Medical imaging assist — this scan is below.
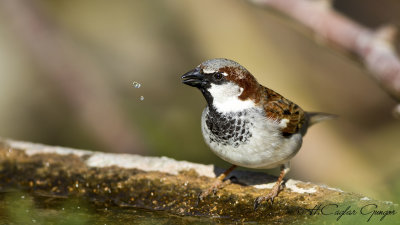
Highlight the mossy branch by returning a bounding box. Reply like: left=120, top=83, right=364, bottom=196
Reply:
left=0, top=138, right=396, bottom=223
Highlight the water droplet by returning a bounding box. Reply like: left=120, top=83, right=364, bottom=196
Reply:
left=139, top=96, right=144, bottom=101
left=21, top=195, right=25, bottom=199
left=132, top=82, right=141, bottom=88
left=75, top=183, right=79, bottom=188
left=77, top=206, right=80, bottom=209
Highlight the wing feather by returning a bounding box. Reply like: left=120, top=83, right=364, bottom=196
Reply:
left=261, top=87, right=306, bottom=135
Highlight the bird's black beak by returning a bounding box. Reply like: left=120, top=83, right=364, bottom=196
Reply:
left=181, top=67, right=205, bottom=88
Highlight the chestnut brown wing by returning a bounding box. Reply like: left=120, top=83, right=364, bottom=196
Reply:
left=262, top=87, right=306, bottom=135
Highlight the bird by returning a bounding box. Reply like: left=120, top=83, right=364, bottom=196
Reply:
left=181, top=58, right=335, bottom=209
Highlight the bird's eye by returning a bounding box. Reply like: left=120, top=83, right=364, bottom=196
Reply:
left=214, top=73, right=223, bottom=80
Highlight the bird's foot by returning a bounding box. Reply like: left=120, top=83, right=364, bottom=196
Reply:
left=198, top=178, right=232, bottom=202
left=254, top=183, right=284, bottom=210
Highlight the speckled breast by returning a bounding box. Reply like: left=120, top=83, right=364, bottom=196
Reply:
left=203, top=108, right=252, bottom=147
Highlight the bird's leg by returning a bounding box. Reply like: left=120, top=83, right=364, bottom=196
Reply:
left=254, top=162, right=290, bottom=210
left=198, top=165, right=237, bottom=201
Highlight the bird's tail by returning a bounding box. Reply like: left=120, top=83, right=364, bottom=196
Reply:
left=307, top=112, right=337, bottom=127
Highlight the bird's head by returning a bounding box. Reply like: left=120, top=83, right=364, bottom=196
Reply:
left=181, top=58, right=260, bottom=112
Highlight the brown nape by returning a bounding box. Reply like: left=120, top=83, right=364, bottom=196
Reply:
left=219, top=66, right=262, bottom=103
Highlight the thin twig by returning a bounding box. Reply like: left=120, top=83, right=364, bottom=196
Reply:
left=251, top=0, right=400, bottom=113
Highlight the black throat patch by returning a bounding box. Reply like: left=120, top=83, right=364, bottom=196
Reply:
left=205, top=107, right=252, bottom=147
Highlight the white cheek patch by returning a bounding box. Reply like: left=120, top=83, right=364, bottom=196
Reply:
left=208, top=83, right=255, bottom=113
left=208, top=83, right=240, bottom=102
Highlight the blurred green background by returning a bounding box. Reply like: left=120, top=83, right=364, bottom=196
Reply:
left=0, top=0, right=399, bottom=204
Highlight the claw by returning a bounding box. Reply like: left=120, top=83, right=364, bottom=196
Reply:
left=254, top=197, right=262, bottom=210
left=196, top=165, right=237, bottom=204
left=196, top=192, right=204, bottom=206
left=197, top=195, right=208, bottom=205
left=254, top=188, right=279, bottom=210
left=198, top=178, right=233, bottom=202
left=270, top=196, right=275, bottom=204
left=254, top=196, right=273, bottom=210
left=254, top=164, right=288, bottom=210
left=198, top=190, right=208, bottom=201
left=198, top=192, right=203, bottom=201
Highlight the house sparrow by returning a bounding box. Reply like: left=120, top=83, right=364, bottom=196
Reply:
left=181, top=58, right=335, bottom=209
